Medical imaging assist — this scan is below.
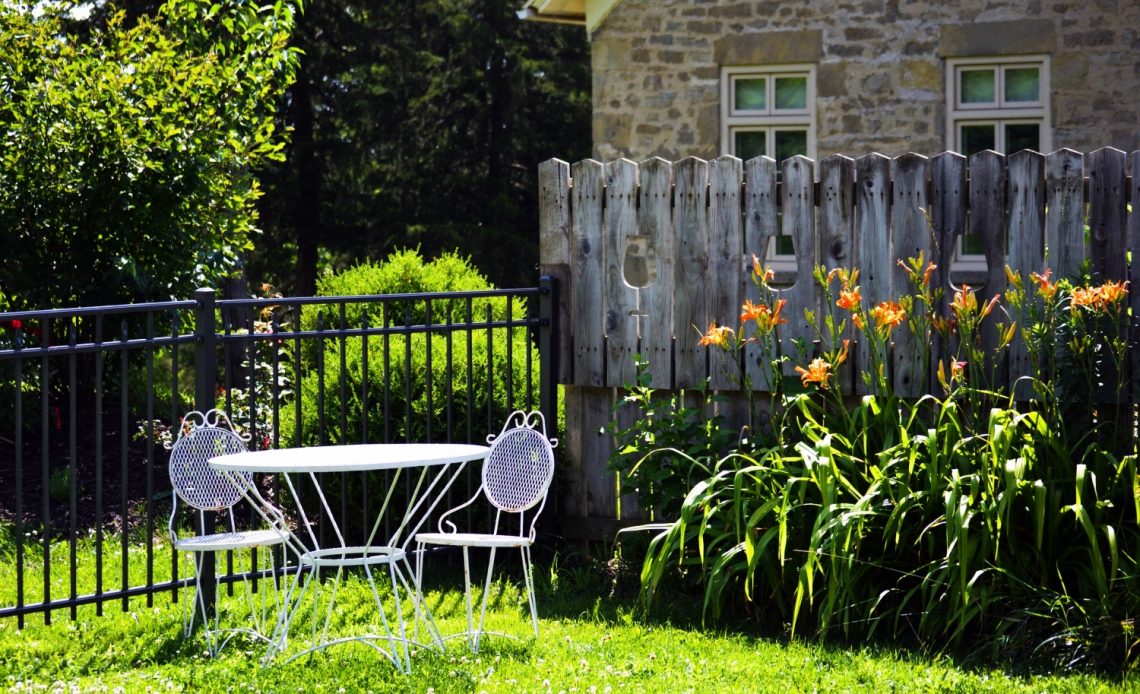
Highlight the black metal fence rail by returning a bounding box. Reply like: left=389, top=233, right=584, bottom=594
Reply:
left=0, top=278, right=558, bottom=627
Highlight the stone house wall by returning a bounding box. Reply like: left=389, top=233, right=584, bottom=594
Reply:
left=590, top=0, right=1140, bottom=161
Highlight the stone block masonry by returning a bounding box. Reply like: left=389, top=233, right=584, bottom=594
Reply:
left=589, top=0, right=1140, bottom=161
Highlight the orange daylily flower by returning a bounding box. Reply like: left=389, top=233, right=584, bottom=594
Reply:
left=852, top=313, right=866, bottom=331
left=836, top=338, right=851, bottom=366
left=746, top=298, right=789, bottom=334
left=1030, top=268, right=1058, bottom=301
left=740, top=299, right=766, bottom=324
left=836, top=287, right=862, bottom=311
left=796, top=357, right=832, bottom=390
left=1099, top=280, right=1129, bottom=306
left=869, top=300, right=907, bottom=330
left=751, top=254, right=775, bottom=284
left=951, top=284, right=978, bottom=317
left=922, top=261, right=937, bottom=287
left=698, top=322, right=734, bottom=348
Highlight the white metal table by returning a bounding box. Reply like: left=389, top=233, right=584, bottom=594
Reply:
left=209, top=443, right=488, bottom=671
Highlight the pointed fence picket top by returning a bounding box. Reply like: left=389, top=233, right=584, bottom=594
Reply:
left=570, top=159, right=604, bottom=387
left=637, top=157, right=674, bottom=389
left=1045, top=149, right=1086, bottom=280
left=709, top=155, right=744, bottom=390
left=818, top=154, right=856, bottom=393
left=674, top=157, right=710, bottom=389
left=853, top=153, right=892, bottom=396
left=535, top=150, right=1138, bottom=536
left=744, top=156, right=779, bottom=392
left=1006, top=150, right=1046, bottom=399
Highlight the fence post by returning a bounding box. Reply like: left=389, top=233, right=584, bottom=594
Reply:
left=538, top=275, right=560, bottom=523
left=193, top=288, right=217, bottom=620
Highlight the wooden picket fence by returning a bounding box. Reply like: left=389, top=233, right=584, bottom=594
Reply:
left=538, top=149, right=1139, bottom=537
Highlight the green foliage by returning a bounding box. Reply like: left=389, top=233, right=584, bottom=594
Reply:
left=252, top=0, right=592, bottom=293
left=0, top=530, right=1130, bottom=691
left=630, top=259, right=1140, bottom=674
left=0, top=0, right=299, bottom=309
left=283, top=249, right=537, bottom=448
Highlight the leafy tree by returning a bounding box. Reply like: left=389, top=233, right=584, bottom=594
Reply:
left=253, top=0, right=591, bottom=294
left=0, top=0, right=299, bottom=309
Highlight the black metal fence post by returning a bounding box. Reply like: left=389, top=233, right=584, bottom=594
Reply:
left=193, top=288, right=217, bottom=620
left=538, top=275, right=560, bottom=529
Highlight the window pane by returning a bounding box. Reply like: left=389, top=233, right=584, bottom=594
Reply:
left=1004, top=67, right=1040, bottom=102
left=774, top=76, right=807, bottom=110
left=734, top=77, right=766, bottom=111
left=735, top=131, right=766, bottom=160
left=960, top=69, right=995, bottom=104
left=1005, top=122, right=1040, bottom=154
left=775, top=130, right=807, bottom=163
left=961, top=124, right=995, bottom=156
left=775, top=234, right=796, bottom=256
left=961, top=234, right=985, bottom=256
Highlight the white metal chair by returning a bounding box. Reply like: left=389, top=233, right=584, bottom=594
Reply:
left=167, top=409, right=289, bottom=656
left=414, top=410, right=557, bottom=652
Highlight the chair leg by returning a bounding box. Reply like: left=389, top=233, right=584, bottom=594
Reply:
left=473, top=546, right=498, bottom=654
left=461, top=547, right=475, bottom=651
left=521, top=545, right=539, bottom=637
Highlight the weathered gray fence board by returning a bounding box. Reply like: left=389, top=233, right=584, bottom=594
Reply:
left=930, top=152, right=967, bottom=390
left=539, top=151, right=1135, bottom=536
left=1087, top=147, right=1128, bottom=283
left=614, top=395, right=641, bottom=520
left=674, top=157, right=710, bottom=388
left=570, top=160, right=605, bottom=387
left=1130, top=151, right=1140, bottom=403
left=709, top=156, right=744, bottom=390
left=637, top=157, right=675, bottom=388
left=781, top=156, right=818, bottom=376
left=1006, top=150, right=1046, bottom=398
left=744, top=156, right=779, bottom=391
left=604, top=159, right=640, bottom=388
left=969, top=151, right=1008, bottom=387
left=889, top=153, right=931, bottom=396
left=538, top=158, right=573, bottom=384
left=818, top=155, right=856, bottom=392
left=1045, top=149, right=1085, bottom=280
left=853, top=153, right=891, bottom=395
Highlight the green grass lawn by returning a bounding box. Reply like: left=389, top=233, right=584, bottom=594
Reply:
left=0, top=537, right=1136, bottom=692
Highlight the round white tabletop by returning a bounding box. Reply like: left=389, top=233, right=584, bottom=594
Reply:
left=209, top=442, right=489, bottom=473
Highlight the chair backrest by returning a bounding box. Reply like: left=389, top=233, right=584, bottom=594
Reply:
left=168, top=409, right=250, bottom=512
left=482, top=410, right=557, bottom=513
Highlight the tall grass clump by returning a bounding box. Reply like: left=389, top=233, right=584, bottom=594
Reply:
left=614, top=253, right=1140, bottom=674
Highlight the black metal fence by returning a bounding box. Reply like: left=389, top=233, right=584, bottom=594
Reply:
left=0, top=278, right=559, bottom=627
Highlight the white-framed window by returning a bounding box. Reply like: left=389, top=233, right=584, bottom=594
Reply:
left=722, top=65, right=816, bottom=273
left=946, top=56, right=1051, bottom=272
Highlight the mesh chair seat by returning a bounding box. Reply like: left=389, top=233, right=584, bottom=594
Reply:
left=174, top=528, right=286, bottom=553
left=414, top=532, right=532, bottom=549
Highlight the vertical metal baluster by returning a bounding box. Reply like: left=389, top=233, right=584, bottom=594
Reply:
left=247, top=312, right=259, bottom=592
left=316, top=312, right=326, bottom=548
left=338, top=304, right=347, bottom=533
left=526, top=292, right=535, bottom=412
left=486, top=304, right=494, bottom=435
left=445, top=305, right=454, bottom=442
left=120, top=319, right=129, bottom=612
left=382, top=303, right=391, bottom=539
left=425, top=299, right=433, bottom=443
left=68, top=320, right=77, bottom=620
left=506, top=296, right=514, bottom=413
left=145, top=313, right=155, bottom=605
left=14, top=326, right=25, bottom=628
left=361, top=311, right=370, bottom=528
left=404, top=304, right=412, bottom=443
left=168, top=312, right=179, bottom=602
left=465, top=298, right=474, bottom=530
left=41, top=316, right=52, bottom=625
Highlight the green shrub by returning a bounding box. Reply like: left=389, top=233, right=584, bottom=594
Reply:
left=282, top=248, right=539, bottom=446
